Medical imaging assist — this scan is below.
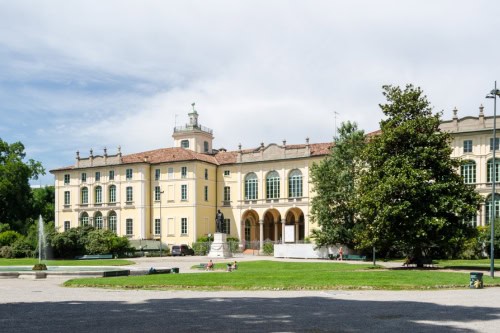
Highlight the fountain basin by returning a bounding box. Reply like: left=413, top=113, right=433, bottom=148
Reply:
left=0, top=266, right=133, bottom=279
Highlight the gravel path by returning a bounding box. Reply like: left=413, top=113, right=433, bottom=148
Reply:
left=1, top=255, right=498, bottom=332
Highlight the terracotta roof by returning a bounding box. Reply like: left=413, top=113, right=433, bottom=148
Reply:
left=213, top=151, right=239, bottom=164
left=50, top=142, right=335, bottom=172
left=122, top=147, right=218, bottom=165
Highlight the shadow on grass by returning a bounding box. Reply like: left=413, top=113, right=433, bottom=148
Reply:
left=1, top=295, right=498, bottom=332
left=437, top=265, right=500, bottom=272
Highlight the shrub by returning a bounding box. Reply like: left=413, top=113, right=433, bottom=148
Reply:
left=192, top=242, right=210, bottom=255
left=262, top=241, right=274, bottom=255
left=11, top=238, right=35, bottom=258
left=0, top=230, right=23, bottom=247
left=0, top=246, right=13, bottom=258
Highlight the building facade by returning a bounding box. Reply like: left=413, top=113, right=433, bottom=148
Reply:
left=50, top=107, right=331, bottom=250
left=440, top=105, right=500, bottom=227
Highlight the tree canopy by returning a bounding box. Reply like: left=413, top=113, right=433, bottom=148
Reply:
left=310, top=121, right=365, bottom=249
left=358, top=85, right=482, bottom=259
left=0, top=138, right=45, bottom=232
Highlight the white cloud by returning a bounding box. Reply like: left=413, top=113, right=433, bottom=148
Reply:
left=1, top=0, right=499, bottom=185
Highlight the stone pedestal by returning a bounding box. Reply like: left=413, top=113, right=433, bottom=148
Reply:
left=207, top=233, right=232, bottom=258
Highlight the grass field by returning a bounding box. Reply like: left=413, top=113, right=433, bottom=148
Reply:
left=434, top=259, right=500, bottom=270
left=0, top=258, right=135, bottom=266
left=64, top=260, right=500, bottom=291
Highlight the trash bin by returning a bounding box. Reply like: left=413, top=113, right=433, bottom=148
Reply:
left=469, top=272, right=483, bottom=289
left=171, top=267, right=179, bottom=274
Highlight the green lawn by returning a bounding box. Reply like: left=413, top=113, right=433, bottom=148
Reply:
left=434, top=259, right=500, bottom=271
left=64, top=260, right=500, bottom=290
left=0, top=258, right=135, bottom=266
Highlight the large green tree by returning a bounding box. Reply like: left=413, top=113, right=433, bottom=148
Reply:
left=310, top=121, right=365, bottom=249
left=0, top=139, right=45, bottom=232
left=32, top=186, right=55, bottom=223
left=358, top=85, right=482, bottom=262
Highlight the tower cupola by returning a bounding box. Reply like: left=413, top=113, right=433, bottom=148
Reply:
left=172, top=103, right=214, bottom=153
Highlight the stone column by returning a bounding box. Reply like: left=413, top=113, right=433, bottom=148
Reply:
left=295, top=222, right=299, bottom=243
left=259, top=219, right=264, bottom=251
left=274, top=222, right=278, bottom=242
left=103, top=216, right=108, bottom=230
left=281, top=219, right=286, bottom=244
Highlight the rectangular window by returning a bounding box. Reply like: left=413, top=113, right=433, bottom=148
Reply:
left=126, top=186, right=133, bottom=202
left=155, top=169, right=161, bottom=181
left=181, top=166, right=187, bottom=178
left=126, top=219, right=133, bottom=235
left=181, top=184, right=188, bottom=201
left=95, top=171, right=100, bottom=182
left=81, top=188, right=89, bottom=204
left=224, top=186, right=231, bottom=202
left=64, top=221, right=70, bottom=232
left=64, top=174, right=70, bottom=185
left=168, top=167, right=174, bottom=179
left=155, top=186, right=161, bottom=201
left=463, top=215, right=477, bottom=228
left=155, top=218, right=161, bottom=235
left=126, top=168, right=133, bottom=180
left=224, top=170, right=230, bottom=177
left=221, top=219, right=230, bottom=234
left=204, top=186, right=208, bottom=201
left=204, top=168, right=208, bottom=180
left=181, top=217, right=188, bottom=234
left=95, top=187, right=102, bottom=203
left=491, top=138, right=500, bottom=151
left=109, top=170, right=115, bottom=181
left=461, top=162, right=476, bottom=184
left=64, top=191, right=70, bottom=205
left=463, top=140, right=473, bottom=153
left=81, top=173, right=87, bottom=183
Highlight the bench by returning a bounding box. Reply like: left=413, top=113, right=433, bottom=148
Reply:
left=102, top=270, right=130, bottom=277
left=76, top=254, right=113, bottom=260
left=344, top=254, right=366, bottom=261
left=148, top=268, right=171, bottom=275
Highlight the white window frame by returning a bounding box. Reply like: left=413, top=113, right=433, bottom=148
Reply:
left=126, top=186, right=133, bottom=202
left=181, top=184, right=188, bottom=201
left=245, top=173, right=258, bottom=200
left=64, top=191, right=70, bottom=205
left=126, top=168, right=133, bottom=180
left=181, top=217, right=188, bottom=234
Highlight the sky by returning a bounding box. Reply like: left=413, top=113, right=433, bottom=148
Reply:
left=1, top=0, right=499, bottom=185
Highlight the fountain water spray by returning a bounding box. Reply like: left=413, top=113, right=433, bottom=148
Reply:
left=33, top=215, right=47, bottom=271
left=38, top=215, right=46, bottom=263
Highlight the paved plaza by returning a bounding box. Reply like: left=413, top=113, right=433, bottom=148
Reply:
left=1, top=256, right=500, bottom=332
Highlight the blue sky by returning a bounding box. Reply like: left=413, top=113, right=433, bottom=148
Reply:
left=1, top=0, right=499, bottom=185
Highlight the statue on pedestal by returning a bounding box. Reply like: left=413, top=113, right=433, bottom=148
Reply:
left=215, top=210, right=224, bottom=233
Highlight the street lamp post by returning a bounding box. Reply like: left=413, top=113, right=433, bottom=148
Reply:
left=486, top=81, right=500, bottom=278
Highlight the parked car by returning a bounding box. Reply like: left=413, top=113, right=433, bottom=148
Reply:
left=171, top=244, right=195, bottom=256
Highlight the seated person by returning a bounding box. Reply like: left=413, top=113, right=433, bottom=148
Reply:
left=231, top=261, right=238, bottom=270
left=206, top=260, right=214, bottom=271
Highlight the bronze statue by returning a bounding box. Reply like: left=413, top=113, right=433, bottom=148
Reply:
left=216, top=210, right=224, bottom=233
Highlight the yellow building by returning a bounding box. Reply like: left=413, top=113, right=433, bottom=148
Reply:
left=440, top=105, right=500, bottom=226
left=50, top=107, right=331, bottom=250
